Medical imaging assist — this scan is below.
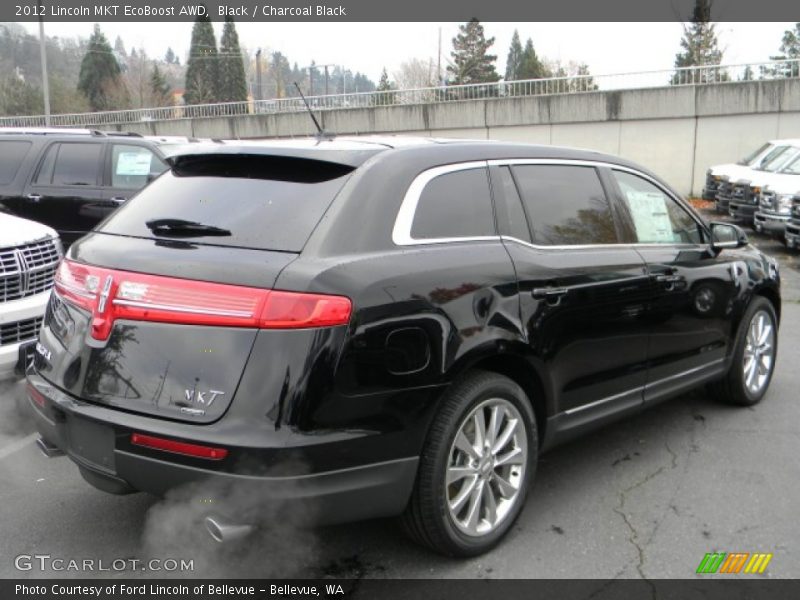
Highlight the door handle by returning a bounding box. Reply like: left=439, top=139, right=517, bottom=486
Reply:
left=26, top=194, right=41, bottom=203
left=109, top=197, right=127, bottom=205
left=532, top=287, right=568, bottom=301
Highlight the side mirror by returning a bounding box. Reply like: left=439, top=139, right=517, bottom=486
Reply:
left=710, top=221, right=748, bottom=251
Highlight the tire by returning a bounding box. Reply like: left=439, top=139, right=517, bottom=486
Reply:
left=707, top=296, right=778, bottom=407
left=401, top=370, right=537, bottom=557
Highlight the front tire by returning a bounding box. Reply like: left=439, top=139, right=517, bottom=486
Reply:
left=707, top=296, right=778, bottom=406
left=402, top=371, right=537, bottom=557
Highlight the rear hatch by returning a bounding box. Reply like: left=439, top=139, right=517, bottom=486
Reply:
left=36, top=152, right=363, bottom=423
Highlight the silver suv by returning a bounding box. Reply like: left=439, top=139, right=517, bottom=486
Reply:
left=0, top=212, right=61, bottom=379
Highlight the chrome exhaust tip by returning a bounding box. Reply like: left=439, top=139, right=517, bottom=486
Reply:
left=204, top=515, right=254, bottom=543
left=35, top=437, right=64, bottom=458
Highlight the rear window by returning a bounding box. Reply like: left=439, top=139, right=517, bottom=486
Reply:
left=0, top=140, right=31, bottom=184
left=97, top=154, right=355, bottom=252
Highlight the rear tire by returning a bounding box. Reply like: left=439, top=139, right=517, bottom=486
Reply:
left=707, top=297, right=778, bottom=407
left=401, top=371, right=537, bottom=557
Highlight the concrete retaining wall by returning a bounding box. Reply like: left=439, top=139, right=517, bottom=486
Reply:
left=101, top=78, right=800, bottom=196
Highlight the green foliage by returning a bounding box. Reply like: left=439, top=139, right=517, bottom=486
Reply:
left=518, top=38, right=549, bottom=80
left=505, top=30, right=523, bottom=81
left=77, top=24, right=126, bottom=110
left=0, top=75, right=42, bottom=115
left=165, top=47, right=177, bottom=65
left=218, top=16, right=248, bottom=103
left=184, top=11, right=219, bottom=104
left=447, top=19, right=500, bottom=85
left=763, top=23, right=800, bottom=78
left=377, top=67, right=392, bottom=91
left=150, top=64, right=172, bottom=106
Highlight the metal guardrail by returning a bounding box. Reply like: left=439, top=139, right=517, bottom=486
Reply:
left=1, top=59, right=799, bottom=128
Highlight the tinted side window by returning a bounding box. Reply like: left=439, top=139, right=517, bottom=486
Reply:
left=410, top=168, right=495, bottom=240
left=0, top=141, right=32, bottom=184
left=612, top=170, right=705, bottom=244
left=512, top=165, right=618, bottom=245
left=52, top=143, right=102, bottom=186
left=111, top=144, right=167, bottom=190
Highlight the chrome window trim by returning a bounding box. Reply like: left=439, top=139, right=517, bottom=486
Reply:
left=393, top=157, right=709, bottom=248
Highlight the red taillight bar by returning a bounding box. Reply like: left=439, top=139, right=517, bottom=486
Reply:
left=131, top=433, right=228, bottom=460
left=54, top=259, right=352, bottom=341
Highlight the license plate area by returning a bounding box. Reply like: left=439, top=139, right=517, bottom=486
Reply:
left=14, top=341, right=36, bottom=376
left=67, top=417, right=116, bottom=473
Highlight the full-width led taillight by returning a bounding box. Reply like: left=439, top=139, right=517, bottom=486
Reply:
left=54, top=259, right=352, bottom=341
left=131, top=433, right=228, bottom=460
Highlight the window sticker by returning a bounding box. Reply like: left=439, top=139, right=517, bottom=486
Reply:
left=625, top=191, right=675, bottom=243
left=116, top=151, right=152, bottom=176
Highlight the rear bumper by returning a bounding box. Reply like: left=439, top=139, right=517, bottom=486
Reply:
left=753, top=211, right=790, bottom=234
left=0, top=291, right=49, bottom=381
left=27, top=373, right=419, bottom=525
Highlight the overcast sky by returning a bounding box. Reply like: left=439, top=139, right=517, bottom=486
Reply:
left=18, top=21, right=797, bottom=82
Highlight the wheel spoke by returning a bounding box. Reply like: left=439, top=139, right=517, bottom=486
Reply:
left=495, top=446, right=524, bottom=467
left=454, top=431, right=480, bottom=461
left=492, top=471, right=517, bottom=497
left=758, top=323, right=772, bottom=346
left=486, top=406, right=501, bottom=447
left=449, top=475, right=478, bottom=513
left=483, top=480, right=498, bottom=524
left=447, top=465, right=475, bottom=486
left=473, top=409, right=487, bottom=450
left=464, top=480, right=485, bottom=532
left=492, top=418, right=518, bottom=455
left=745, top=356, right=758, bottom=389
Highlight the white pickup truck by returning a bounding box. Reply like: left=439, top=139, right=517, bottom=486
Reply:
left=704, top=139, right=800, bottom=201
left=0, top=212, right=61, bottom=380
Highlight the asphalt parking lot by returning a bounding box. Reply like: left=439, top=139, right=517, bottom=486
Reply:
left=1, top=210, right=798, bottom=581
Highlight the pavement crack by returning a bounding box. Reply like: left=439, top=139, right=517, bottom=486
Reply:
left=612, top=445, right=678, bottom=598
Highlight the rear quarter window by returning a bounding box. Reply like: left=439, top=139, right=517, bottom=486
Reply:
left=0, top=140, right=32, bottom=184
left=97, top=154, right=355, bottom=252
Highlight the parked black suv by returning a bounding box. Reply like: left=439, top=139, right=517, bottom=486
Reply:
left=28, top=138, right=781, bottom=557
left=0, top=128, right=189, bottom=246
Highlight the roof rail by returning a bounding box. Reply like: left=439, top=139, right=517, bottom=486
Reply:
left=89, top=130, right=144, bottom=138
left=0, top=127, right=95, bottom=136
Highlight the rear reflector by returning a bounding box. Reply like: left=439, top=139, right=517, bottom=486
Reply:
left=131, top=433, right=228, bottom=460
left=54, top=259, right=352, bottom=341
left=27, top=383, right=46, bottom=408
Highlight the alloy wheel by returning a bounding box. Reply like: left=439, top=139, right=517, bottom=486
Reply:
left=445, top=398, right=528, bottom=537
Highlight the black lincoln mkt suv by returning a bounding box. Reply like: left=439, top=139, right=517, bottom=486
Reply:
left=28, top=137, right=780, bottom=556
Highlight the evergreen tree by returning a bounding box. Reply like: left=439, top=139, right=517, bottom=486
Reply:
left=218, top=16, right=247, bottom=102
left=377, top=67, right=392, bottom=91
left=766, top=23, right=800, bottom=78
left=113, top=35, right=126, bottom=57
left=447, top=19, right=500, bottom=85
left=518, top=38, right=549, bottom=80
left=374, top=67, right=394, bottom=106
left=150, top=64, right=172, bottom=106
left=77, top=24, right=126, bottom=111
left=165, top=47, right=176, bottom=64
left=505, top=30, right=523, bottom=81
left=184, top=11, right=219, bottom=104
left=672, top=0, right=726, bottom=84
left=270, top=52, right=291, bottom=98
